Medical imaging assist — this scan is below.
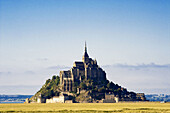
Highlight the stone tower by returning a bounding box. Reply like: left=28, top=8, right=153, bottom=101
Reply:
left=82, top=42, right=89, bottom=64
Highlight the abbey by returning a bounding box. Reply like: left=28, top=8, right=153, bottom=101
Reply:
left=60, top=42, right=106, bottom=92
left=29, top=42, right=146, bottom=103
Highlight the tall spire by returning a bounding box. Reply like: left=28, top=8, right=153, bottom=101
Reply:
left=82, top=41, right=89, bottom=62
left=85, top=41, right=87, bottom=52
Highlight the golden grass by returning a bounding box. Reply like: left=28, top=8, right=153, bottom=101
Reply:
left=0, top=102, right=170, bottom=113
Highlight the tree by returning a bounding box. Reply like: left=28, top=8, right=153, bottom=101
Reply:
left=72, top=82, right=78, bottom=93
left=107, top=82, right=111, bottom=89
left=87, top=85, right=92, bottom=90
left=110, top=82, right=115, bottom=88
left=98, top=86, right=106, bottom=93
left=55, top=75, right=60, bottom=85
left=42, top=89, right=55, bottom=99
left=80, top=82, right=87, bottom=90
left=45, top=79, right=51, bottom=85
left=52, top=75, right=56, bottom=80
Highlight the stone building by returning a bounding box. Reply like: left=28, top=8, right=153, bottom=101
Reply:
left=46, top=93, right=69, bottom=103
left=37, top=94, right=46, bottom=103
left=25, top=98, right=30, bottom=103
left=136, top=93, right=146, bottom=101
left=60, top=42, right=106, bottom=92
left=103, top=93, right=119, bottom=103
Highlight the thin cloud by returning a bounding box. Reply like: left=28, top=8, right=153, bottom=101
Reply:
left=24, top=71, right=35, bottom=75
left=102, top=63, right=170, bottom=69
left=0, top=71, right=11, bottom=76
left=47, top=65, right=71, bottom=70
left=37, top=58, right=48, bottom=61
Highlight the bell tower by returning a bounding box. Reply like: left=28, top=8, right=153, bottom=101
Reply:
left=82, top=41, right=89, bottom=63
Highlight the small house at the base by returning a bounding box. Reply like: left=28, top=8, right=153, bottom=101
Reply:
left=102, top=93, right=119, bottom=103
left=37, top=94, right=46, bottom=103
left=46, top=93, right=72, bottom=103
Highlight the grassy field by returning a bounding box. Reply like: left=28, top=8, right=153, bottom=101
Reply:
left=0, top=102, right=170, bottom=113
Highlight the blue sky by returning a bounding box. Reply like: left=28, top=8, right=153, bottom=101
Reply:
left=0, top=0, right=170, bottom=94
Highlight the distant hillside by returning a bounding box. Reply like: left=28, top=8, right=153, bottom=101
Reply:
left=145, top=94, right=170, bottom=102
left=0, top=95, right=32, bottom=103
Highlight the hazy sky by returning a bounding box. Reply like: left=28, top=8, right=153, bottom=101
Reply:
left=0, top=0, right=170, bottom=94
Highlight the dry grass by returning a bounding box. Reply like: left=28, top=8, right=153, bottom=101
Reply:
left=0, top=102, right=170, bottom=113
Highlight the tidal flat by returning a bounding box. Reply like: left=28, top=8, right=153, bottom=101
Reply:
left=0, top=102, right=170, bottom=113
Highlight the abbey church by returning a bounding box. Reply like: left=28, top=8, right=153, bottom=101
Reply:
left=60, top=42, right=106, bottom=92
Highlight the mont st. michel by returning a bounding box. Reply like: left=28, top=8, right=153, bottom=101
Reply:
left=27, top=43, right=146, bottom=103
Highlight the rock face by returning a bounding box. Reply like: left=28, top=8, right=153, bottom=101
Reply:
left=29, top=43, right=146, bottom=103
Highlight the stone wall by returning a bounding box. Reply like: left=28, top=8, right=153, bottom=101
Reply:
left=46, top=95, right=69, bottom=103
